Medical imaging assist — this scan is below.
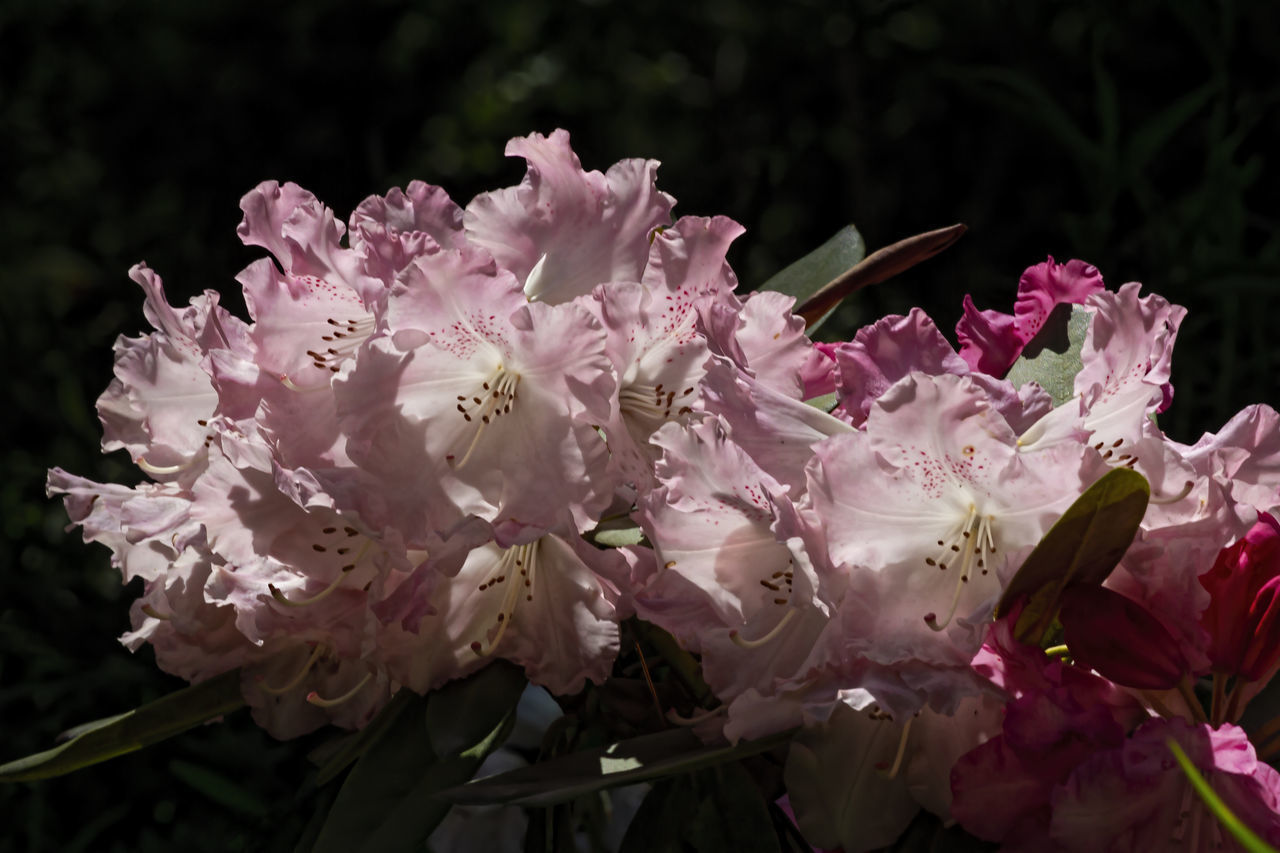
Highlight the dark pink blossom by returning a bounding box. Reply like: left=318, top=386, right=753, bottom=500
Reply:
left=1199, top=513, right=1280, bottom=683
left=1051, top=719, right=1280, bottom=852
left=956, top=256, right=1104, bottom=377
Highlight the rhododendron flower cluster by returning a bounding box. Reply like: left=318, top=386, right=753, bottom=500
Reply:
left=45, top=131, right=1280, bottom=851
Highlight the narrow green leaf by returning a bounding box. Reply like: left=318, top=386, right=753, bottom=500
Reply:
left=1003, top=303, right=1092, bottom=406
left=946, top=65, right=1102, bottom=171
left=994, top=468, right=1150, bottom=642
left=426, top=660, right=528, bottom=756
left=618, top=775, right=700, bottom=853
left=1126, top=82, right=1217, bottom=178
left=620, top=764, right=781, bottom=853
left=1167, top=738, right=1280, bottom=853
left=759, top=224, right=866, bottom=307
left=0, top=669, right=245, bottom=783
left=168, top=758, right=269, bottom=818
left=687, top=763, right=782, bottom=853
left=311, top=662, right=525, bottom=853
left=438, top=725, right=795, bottom=807
left=312, top=687, right=417, bottom=786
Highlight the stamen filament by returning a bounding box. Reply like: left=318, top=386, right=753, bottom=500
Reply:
left=729, top=608, right=798, bottom=649
left=306, top=672, right=374, bottom=708
left=471, top=542, right=537, bottom=657
left=1176, top=676, right=1209, bottom=724
left=280, top=375, right=330, bottom=393
left=926, top=508, right=993, bottom=632
left=455, top=367, right=520, bottom=469
left=260, top=643, right=326, bottom=695
left=1151, top=480, right=1195, bottom=505
left=883, top=717, right=913, bottom=779
left=666, top=705, right=726, bottom=726
left=269, top=565, right=354, bottom=608
left=135, top=458, right=188, bottom=476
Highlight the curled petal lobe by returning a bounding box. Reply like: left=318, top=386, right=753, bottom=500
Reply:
left=464, top=129, right=674, bottom=303
left=834, top=308, right=969, bottom=427
left=957, top=256, right=1104, bottom=377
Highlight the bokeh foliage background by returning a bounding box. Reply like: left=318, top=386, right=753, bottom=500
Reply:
left=1, top=0, right=1277, bottom=849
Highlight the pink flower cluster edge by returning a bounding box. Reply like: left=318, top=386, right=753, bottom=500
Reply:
left=49, top=130, right=1280, bottom=851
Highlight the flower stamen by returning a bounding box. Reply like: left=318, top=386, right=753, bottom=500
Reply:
left=925, top=506, right=996, bottom=632
left=306, top=671, right=374, bottom=708
left=259, top=643, right=327, bottom=695
left=269, top=563, right=357, bottom=608
left=454, top=366, right=521, bottom=469
left=729, top=608, right=799, bottom=649
left=471, top=542, right=538, bottom=657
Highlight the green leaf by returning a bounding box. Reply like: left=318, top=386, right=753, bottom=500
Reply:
left=759, top=225, right=865, bottom=331
left=620, top=764, right=781, bottom=853
left=759, top=224, right=866, bottom=305
left=426, top=660, right=528, bottom=756
left=994, top=468, right=1150, bottom=643
left=618, top=775, right=700, bottom=853
left=438, top=725, right=795, bottom=807
left=788, top=224, right=965, bottom=332
left=310, top=661, right=526, bottom=853
left=688, top=763, right=782, bottom=853
left=1167, top=738, right=1280, bottom=853
left=0, top=668, right=245, bottom=783
left=312, top=687, right=417, bottom=786
left=168, top=758, right=269, bottom=818
left=945, top=65, right=1102, bottom=172
left=1125, top=82, right=1217, bottom=178
left=1003, top=303, right=1092, bottom=406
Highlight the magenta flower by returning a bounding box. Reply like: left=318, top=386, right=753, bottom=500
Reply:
left=956, top=256, right=1104, bottom=377
left=1199, top=513, right=1280, bottom=683
left=1051, top=719, right=1280, bottom=852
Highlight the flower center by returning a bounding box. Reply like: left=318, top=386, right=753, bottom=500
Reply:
left=470, top=539, right=539, bottom=657
left=268, top=524, right=373, bottom=607
left=452, top=365, right=522, bottom=468
left=618, top=381, right=695, bottom=434
left=281, top=313, right=376, bottom=390
left=923, top=503, right=999, bottom=631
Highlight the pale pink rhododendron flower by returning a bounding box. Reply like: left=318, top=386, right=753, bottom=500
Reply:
left=588, top=215, right=743, bottom=489
left=464, top=129, right=674, bottom=304
left=50, top=130, right=718, bottom=736
left=336, top=240, right=616, bottom=543
left=806, top=372, right=1096, bottom=678
left=95, top=264, right=252, bottom=484
left=44, top=128, right=1280, bottom=852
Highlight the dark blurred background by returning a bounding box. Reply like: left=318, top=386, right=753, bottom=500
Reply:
left=2, top=0, right=1277, bottom=849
